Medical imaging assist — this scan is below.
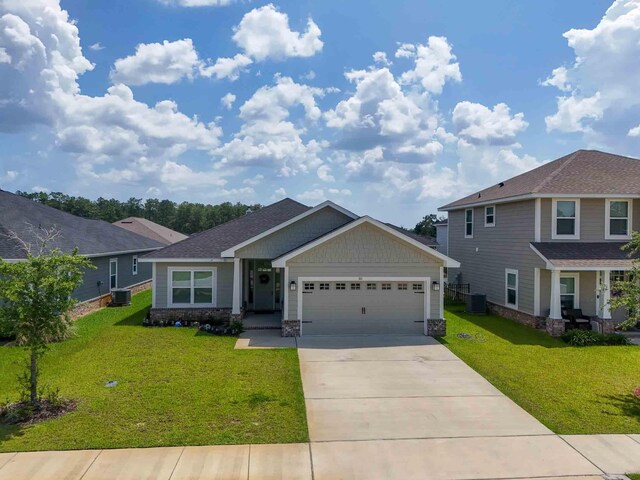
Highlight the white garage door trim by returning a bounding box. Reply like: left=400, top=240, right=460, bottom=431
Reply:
left=297, top=276, right=430, bottom=336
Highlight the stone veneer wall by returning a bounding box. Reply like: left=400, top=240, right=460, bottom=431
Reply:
left=426, top=319, right=446, bottom=337
left=487, top=302, right=547, bottom=330
left=70, top=280, right=151, bottom=319
left=150, top=307, right=244, bottom=323
left=281, top=320, right=300, bottom=337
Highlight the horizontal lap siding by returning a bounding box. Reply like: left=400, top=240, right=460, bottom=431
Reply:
left=154, top=262, right=233, bottom=309
left=236, top=208, right=352, bottom=259
left=542, top=198, right=639, bottom=242
left=286, top=223, right=443, bottom=319
left=448, top=200, right=544, bottom=315
left=74, top=252, right=153, bottom=302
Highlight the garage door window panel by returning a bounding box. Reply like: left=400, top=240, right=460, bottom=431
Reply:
left=350, top=283, right=361, bottom=290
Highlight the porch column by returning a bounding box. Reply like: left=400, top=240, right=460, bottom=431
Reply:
left=549, top=269, right=562, bottom=320
left=601, top=269, right=611, bottom=320
left=232, top=258, right=241, bottom=315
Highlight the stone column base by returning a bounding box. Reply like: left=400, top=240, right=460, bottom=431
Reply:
left=546, top=318, right=565, bottom=337
left=426, top=318, right=446, bottom=337
left=593, top=317, right=615, bottom=334
left=281, top=319, right=301, bottom=337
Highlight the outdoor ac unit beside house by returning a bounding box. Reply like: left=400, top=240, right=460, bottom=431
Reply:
left=111, top=288, right=132, bottom=306
left=466, top=293, right=487, bottom=314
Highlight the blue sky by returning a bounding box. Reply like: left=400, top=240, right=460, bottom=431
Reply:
left=1, top=0, right=638, bottom=227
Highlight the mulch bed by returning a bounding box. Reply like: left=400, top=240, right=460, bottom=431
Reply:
left=0, top=398, right=77, bottom=426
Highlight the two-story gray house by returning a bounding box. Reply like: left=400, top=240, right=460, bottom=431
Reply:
left=440, top=150, right=639, bottom=336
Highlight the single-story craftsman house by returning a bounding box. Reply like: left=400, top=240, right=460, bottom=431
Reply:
left=142, top=199, right=459, bottom=336
left=0, top=189, right=164, bottom=307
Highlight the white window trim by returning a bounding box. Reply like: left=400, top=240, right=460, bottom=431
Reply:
left=484, top=205, right=496, bottom=227
left=552, top=198, right=580, bottom=240
left=505, top=268, right=518, bottom=309
left=560, top=273, right=580, bottom=310
left=465, top=208, right=474, bottom=238
left=605, top=198, right=633, bottom=240
left=132, top=255, right=138, bottom=276
left=167, top=266, right=217, bottom=308
left=109, top=258, right=118, bottom=290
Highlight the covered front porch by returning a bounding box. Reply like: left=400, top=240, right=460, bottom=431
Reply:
left=531, top=242, right=634, bottom=336
left=232, top=258, right=284, bottom=318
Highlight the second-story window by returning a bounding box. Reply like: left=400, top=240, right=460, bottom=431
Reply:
left=606, top=199, right=631, bottom=239
left=553, top=199, right=579, bottom=239
left=485, top=205, right=495, bottom=227
left=465, top=209, right=473, bottom=238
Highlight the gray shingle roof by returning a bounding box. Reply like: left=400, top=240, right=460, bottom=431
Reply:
left=0, top=190, right=164, bottom=259
left=144, top=198, right=311, bottom=259
left=530, top=242, right=638, bottom=268
left=440, top=150, right=640, bottom=210
left=113, top=217, right=189, bottom=245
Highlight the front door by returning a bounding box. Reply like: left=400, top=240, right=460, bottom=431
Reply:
left=254, top=260, right=274, bottom=311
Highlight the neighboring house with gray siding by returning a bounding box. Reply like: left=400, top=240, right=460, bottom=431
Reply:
left=113, top=217, right=188, bottom=245
left=0, top=190, right=163, bottom=303
left=142, top=199, right=459, bottom=337
left=440, top=150, right=640, bottom=336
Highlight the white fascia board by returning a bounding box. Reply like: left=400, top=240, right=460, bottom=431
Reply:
left=83, top=247, right=162, bottom=258
left=529, top=243, right=554, bottom=270
left=272, top=216, right=461, bottom=268
left=220, top=200, right=359, bottom=258
left=138, top=257, right=230, bottom=263
left=440, top=192, right=640, bottom=212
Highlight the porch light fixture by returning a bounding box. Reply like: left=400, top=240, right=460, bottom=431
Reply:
left=432, top=281, right=440, bottom=291
left=289, top=281, right=297, bottom=291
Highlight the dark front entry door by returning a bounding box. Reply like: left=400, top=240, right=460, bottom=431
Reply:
left=254, top=260, right=274, bottom=311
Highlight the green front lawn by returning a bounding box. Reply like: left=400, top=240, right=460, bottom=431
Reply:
left=441, top=304, right=640, bottom=435
left=0, top=290, right=308, bottom=452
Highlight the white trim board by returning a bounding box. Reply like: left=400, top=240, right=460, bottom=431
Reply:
left=272, top=216, right=460, bottom=268
left=295, top=276, right=431, bottom=336
left=439, top=192, right=640, bottom=212
left=220, top=201, right=358, bottom=258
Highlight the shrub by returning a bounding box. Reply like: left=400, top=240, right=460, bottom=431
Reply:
left=561, top=329, right=632, bottom=346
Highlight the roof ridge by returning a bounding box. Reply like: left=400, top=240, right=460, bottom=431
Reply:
left=531, top=150, right=581, bottom=193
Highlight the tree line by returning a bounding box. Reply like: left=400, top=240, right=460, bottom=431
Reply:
left=16, top=191, right=262, bottom=235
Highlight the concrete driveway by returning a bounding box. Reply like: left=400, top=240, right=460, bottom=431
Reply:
left=297, top=334, right=603, bottom=480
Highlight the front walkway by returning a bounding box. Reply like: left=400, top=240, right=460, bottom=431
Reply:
left=2, top=334, right=640, bottom=479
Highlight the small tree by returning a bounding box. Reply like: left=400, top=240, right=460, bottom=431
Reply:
left=0, top=227, right=93, bottom=406
left=608, top=231, right=640, bottom=330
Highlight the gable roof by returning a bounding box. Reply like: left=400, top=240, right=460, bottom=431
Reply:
left=0, top=190, right=164, bottom=259
left=220, top=200, right=358, bottom=257
left=272, top=216, right=459, bottom=267
left=113, top=217, right=188, bottom=245
left=439, top=150, right=640, bottom=211
left=141, top=198, right=311, bottom=260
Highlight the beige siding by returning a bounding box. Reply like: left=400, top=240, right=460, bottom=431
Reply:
left=236, top=207, right=352, bottom=259
left=154, top=261, right=233, bottom=308
left=578, top=271, right=597, bottom=316
left=286, top=223, right=443, bottom=320
left=448, top=200, right=545, bottom=314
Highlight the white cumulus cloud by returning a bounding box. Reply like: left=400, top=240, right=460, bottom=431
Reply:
left=200, top=53, right=252, bottom=81
left=110, top=39, right=200, bottom=85
left=232, top=4, right=323, bottom=61
left=398, top=36, right=461, bottom=94
left=221, top=92, right=236, bottom=109
left=452, top=102, right=528, bottom=145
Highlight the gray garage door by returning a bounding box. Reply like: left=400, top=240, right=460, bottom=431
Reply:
left=301, top=280, right=426, bottom=335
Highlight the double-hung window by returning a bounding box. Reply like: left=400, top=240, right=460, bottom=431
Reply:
left=553, top=199, right=580, bottom=239
left=505, top=269, right=518, bottom=309
left=606, top=199, right=632, bottom=239
left=465, top=209, right=473, bottom=238
left=484, top=205, right=495, bottom=227
left=560, top=274, right=579, bottom=310
left=169, top=268, right=216, bottom=306
left=109, top=258, right=118, bottom=290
